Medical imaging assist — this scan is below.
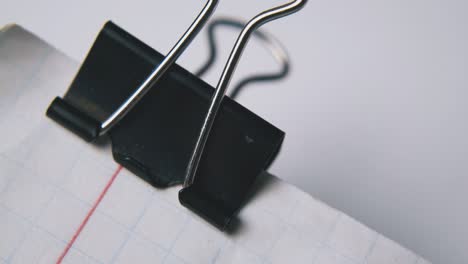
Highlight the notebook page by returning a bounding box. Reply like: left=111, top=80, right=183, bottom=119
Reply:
left=0, top=25, right=430, bottom=264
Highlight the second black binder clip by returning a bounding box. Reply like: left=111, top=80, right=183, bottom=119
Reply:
left=46, top=0, right=307, bottom=230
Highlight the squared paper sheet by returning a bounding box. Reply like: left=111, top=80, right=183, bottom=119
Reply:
left=0, top=25, right=430, bottom=264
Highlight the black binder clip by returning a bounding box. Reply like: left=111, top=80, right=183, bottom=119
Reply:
left=46, top=0, right=306, bottom=230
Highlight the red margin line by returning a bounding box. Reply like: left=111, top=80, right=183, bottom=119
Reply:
left=56, top=165, right=124, bottom=264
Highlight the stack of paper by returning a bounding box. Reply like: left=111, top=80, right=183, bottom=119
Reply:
left=0, top=25, right=430, bottom=264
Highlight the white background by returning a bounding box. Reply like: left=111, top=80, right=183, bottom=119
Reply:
left=2, top=0, right=467, bottom=263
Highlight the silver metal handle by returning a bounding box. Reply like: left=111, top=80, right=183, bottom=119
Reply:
left=100, top=0, right=219, bottom=135
left=184, top=0, right=308, bottom=187
left=195, top=17, right=290, bottom=99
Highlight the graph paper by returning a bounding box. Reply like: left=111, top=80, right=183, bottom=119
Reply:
left=0, top=24, right=430, bottom=264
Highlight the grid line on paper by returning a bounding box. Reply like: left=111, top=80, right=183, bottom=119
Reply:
left=4, top=185, right=55, bottom=263
left=161, top=214, right=192, bottom=264
left=0, top=203, right=102, bottom=264
left=56, top=165, right=123, bottom=264
left=364, top=233, right=380, bottom=262
left=256, top=202, right=300, bottom=264
left=310, top=213, right=343, bottom=264
left=108, top=188, right=156, bottom=263
left=2, top=133, right=86, bottom=264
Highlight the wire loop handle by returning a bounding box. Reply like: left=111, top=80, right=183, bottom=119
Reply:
left=195, top=17, right=290, bottom=99
left=184, top=0, right=307, bottom=187
left=100, top=0, right=219, bottom=135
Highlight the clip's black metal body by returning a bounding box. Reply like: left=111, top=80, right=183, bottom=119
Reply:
left=46, top=22, right=284, bottom=230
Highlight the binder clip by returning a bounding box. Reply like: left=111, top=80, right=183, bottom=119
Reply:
left=46, top=0, right=307, bottom=230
